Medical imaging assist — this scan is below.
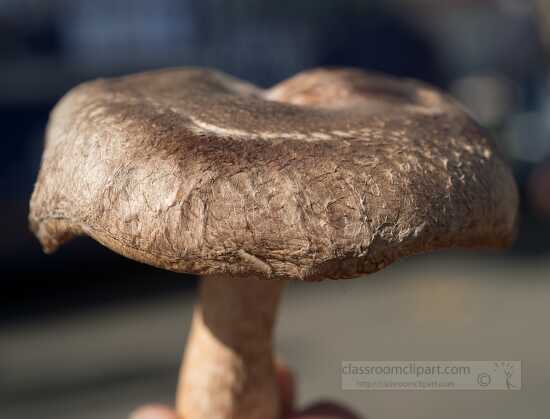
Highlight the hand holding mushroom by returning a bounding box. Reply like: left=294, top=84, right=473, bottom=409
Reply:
left=129, top=363, right=361, bottom=419
left=30, top=67, right=518, bottom=419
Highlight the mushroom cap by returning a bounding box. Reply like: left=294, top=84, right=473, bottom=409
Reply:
left=29, top=67, right=518, bottom=281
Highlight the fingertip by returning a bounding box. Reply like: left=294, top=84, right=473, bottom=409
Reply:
left=129, top=404, right=179, bottom=419
left=290, top=400, right=362, bottom=419
left=275, top=358, right=295, bottom=416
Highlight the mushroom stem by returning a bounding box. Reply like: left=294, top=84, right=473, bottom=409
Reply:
left=177, top=276, right=285, bottom=419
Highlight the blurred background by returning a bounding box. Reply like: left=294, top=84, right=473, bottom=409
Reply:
left=1, top=0, right=549, bottom=418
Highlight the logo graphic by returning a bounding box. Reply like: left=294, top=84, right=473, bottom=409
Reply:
left=494, top=361, right=518, bottom=390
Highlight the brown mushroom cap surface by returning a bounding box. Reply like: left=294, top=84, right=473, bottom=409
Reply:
left=30, top=67, right=518, bottom=281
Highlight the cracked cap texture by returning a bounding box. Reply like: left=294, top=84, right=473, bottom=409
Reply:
left=29, top=67, right=519, bottom=281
